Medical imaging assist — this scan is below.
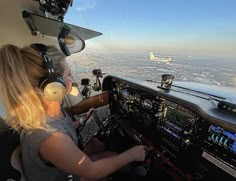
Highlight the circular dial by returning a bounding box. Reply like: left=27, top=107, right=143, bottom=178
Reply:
left=142, top=99, right=153, bottom=109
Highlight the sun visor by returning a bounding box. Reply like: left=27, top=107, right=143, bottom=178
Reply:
left=22, top=11, right=102, bottom=54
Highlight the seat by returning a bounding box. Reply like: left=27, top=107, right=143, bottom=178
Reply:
left=0, top=118, right=25, bottom=181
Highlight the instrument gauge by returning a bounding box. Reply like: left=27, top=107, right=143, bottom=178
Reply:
left=142, top=99, right=153, bottom=109
left=134, top=93, right=141, bottom=103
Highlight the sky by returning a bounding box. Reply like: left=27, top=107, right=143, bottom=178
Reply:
left=65, top=0, right=236, bottom=58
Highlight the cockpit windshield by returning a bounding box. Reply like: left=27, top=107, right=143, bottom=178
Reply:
left=64, top=0, right=236, bottom=88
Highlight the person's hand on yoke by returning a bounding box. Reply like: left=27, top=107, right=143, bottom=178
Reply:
left=72, top=108, right=95, bottom=128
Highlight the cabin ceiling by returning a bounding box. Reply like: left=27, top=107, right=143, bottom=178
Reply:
left=0, top=0, right=59, bottom=48
left=0, top=0, right=102, bottom=50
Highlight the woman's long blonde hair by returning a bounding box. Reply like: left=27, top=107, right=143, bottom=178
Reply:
left=0, top=44, right=65, bottom=132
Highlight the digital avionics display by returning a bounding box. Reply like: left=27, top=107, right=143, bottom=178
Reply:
left=208, top=125, right=236, bottom=154
left=166, top=108, right=188, bottom=127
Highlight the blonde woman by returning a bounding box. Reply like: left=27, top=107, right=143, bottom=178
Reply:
left=0, top=44, right=146, bottom=181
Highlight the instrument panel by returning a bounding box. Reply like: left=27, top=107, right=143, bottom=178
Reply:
left=102, top=76, right=236, bottom=179
left=111, top=81, right=201, bottom=155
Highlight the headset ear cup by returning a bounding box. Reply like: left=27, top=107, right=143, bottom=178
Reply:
left=40, top=78, right=66, bottom=101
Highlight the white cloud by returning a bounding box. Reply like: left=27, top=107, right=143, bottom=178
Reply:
left=75, top=0, right=97, bottom=12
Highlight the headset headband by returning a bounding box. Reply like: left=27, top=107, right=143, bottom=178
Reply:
left=31, top=43, right=57, bottom=81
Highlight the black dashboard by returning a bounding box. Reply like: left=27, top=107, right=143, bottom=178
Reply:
left=101, top=75, right=236, bottom=180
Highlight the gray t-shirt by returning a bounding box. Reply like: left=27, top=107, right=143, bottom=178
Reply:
left=21, top=112, right=79, bottom=181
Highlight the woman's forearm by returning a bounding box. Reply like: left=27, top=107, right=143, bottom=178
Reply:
left=88, top=149, right=134, bottom=179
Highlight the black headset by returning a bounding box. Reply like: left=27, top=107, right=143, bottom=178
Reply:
left=31, top=43, right=67, bottom=101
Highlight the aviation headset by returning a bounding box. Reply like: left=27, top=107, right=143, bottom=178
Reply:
left=31, top=43, right=67, bottom=101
